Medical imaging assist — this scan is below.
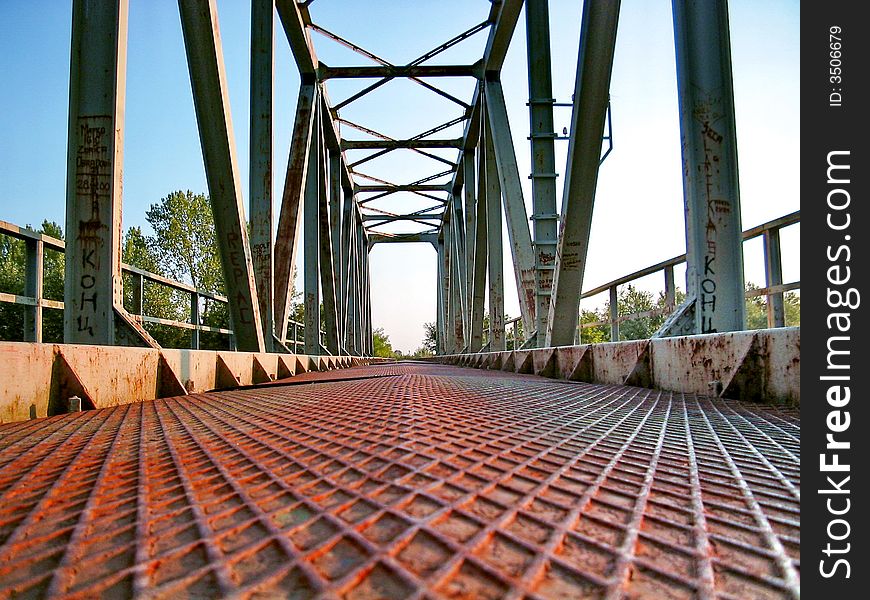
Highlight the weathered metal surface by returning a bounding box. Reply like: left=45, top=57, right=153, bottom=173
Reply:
left=0, top=363, right=799, bottom=598
left=525, top=0, right=559, bottom=342
left=441, top=328, right=800, bottom=406
left=671, top=0, right=745, bottom=334
left=303, top=104, right=322, bottom=355
left=546, top=0, right=621, bottom=348
left=64, top=0, right=151, bottom=348
left=249, top=0, right=275, bottom=353
left=178, top=0, right=265, bottom=352
left=484, top=113, right=505, bottom=352
left=274, top=84, right=317, bottom=343
left=484, top=80, right=537, bottom=336
left=0, top=342, right=371, bottom=424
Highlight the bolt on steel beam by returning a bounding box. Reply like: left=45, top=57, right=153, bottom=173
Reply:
left=546, top=0, right=621, bottom=347
left=179, top=0, right=265, bottom=352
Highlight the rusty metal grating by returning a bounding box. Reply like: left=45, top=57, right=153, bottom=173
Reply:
left=0, top=363, right=799, bottom=598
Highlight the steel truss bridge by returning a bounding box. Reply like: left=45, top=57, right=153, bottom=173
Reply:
left=0, top=1, right=800, bottom=598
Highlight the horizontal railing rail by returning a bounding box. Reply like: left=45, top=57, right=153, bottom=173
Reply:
left=0, top=220, right=319, bottom=350
left=492, top=211, right=799, bottom=347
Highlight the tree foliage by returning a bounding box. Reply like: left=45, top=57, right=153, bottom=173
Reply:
left=372, top=327, right=394, bottom=358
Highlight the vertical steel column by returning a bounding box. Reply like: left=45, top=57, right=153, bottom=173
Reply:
left=436, top=237, right=446, bottom=354
left=319, top=145, right=340, bottom=355
left=339, top=186, right=354, bottom=348
left=469, top=123, right=488, bottom=353
left=443, top=218, right=457, bottom=353
left=274, top=84, right=317, bottom=342
left=346, top=221, right=359, bottom=355
left=358, top=218, right=368, bottom=356
left=363, top=240, right=373, bottom=355
left=463, top=151, right=477, bottom=331
left=24, top=238, right=44, bottom=343
left=303, top=103, right=321, bottom=355
left=179, top=0, right=265, bottom=352
left=485, top=114, right=505, bottom=351
left=450, top=200, right=467, bottom=351
left=763, top=228, right=785, bottom=327
left=329, top=152, right=344, bottom=347
left=545, top=0, right=621, bottom=347
left=673, top=0, right=745, bottom=333
left=64, top=0, right=128, bottom=345
left=484, top=80, right=536, bottom=337
left=249, top=0, right=274, bottom=351
left=525, top=0, right=559, bottom=341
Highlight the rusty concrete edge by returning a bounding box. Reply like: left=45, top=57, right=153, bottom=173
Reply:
left=432, top=327, right=800, bottom=406
left=0, top=341, right=381, bottom=423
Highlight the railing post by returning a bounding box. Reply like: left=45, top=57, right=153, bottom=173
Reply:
left=763, top=228, right=785, bottom=327
left=130, top=272, right=143, bottom=317
left=191, top=292, right=200, bottom=350
left=23, top=238, right=44, bottom=343
left=664, top=265, right=676, bottom=310
left=609, top=285, right=619, bottom=342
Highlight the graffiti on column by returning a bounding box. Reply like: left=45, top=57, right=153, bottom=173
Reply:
left=697, top=98, right=734, bottom=334
left=226, top=229, right=253, bottom=325
left=74, top=116, right=112, bottom=338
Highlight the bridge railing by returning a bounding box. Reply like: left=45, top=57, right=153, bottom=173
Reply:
left=0, top=220, right=316, bottom=350
left=485, top=211, right=799, bottom=347
left=579, top=210, right=799, bottom=343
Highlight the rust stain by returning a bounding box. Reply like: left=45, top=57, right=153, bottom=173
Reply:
left=0, top=363, right=800, bottom=598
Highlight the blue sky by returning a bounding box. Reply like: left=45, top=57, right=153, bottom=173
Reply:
left=0, top=1, right=799, bottom=352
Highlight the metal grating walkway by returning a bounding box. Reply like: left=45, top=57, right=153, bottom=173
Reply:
left=0, top=363, right=800, bottom=599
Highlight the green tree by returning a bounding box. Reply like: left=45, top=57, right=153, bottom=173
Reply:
left=579, top=308, right=609, bottom=344
left=142, top=191, right=229, bottom=349
left=373, top=327, right=395, bottom=357
left=146, top=191, right=224, bottom=293
left=121, top=226, right=190, bottom=348
left=411, top=346, right=433, bottom=358
left=422, top=321, right=437, bottom=353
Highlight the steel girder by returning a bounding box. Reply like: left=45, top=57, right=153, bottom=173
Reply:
left=546, top=0, right=622, bottom=347
left=64, top=0, right=155, bottom=349
left=179, top=0, right=265, bottom=352
left=666, top=0, right=746, bottom=335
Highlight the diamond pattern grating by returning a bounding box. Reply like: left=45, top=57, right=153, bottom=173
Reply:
left=0, top=363, right=799, bottom=599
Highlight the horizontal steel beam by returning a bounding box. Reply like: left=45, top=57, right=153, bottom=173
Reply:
left=318, top=62, right=482, bottom=80
left=341, top=138, right=463, bottom=151
left=355, top=184, right=451, bottom=193
left=363, top=213, right=443, bottom=222
left=369, top=232, right=439, bottom=245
